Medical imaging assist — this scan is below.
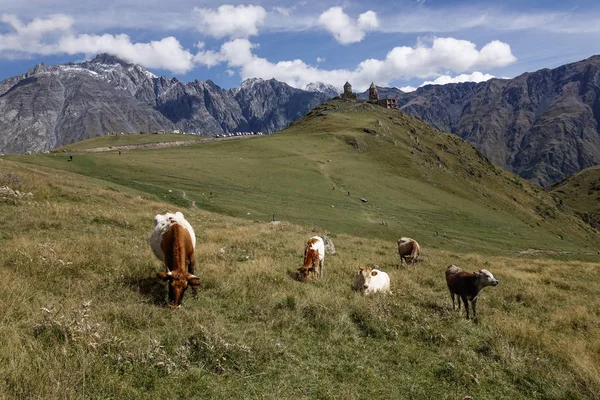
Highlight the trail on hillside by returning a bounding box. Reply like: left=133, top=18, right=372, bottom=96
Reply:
left=179, top=189, right=197, bottom=209
left=59, top=135, right=255, bottom=153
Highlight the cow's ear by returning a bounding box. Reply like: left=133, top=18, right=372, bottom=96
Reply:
left=371, top=270, right=378, bottom=276
left=156, top=271, right=172, bottom=281
left=187, top=274, right=201, bottom=286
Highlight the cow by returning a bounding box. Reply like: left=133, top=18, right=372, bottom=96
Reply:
left=398, top=237, right=421, bottom=266
left=445, top=265, right=499, bottom=320
left=149, top=212, right=199, bottom=308
left=353, top=266, right=391, bottom=295
left=297, top=236, right=325, bottom=281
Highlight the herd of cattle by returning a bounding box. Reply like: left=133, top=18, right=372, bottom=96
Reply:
left=150, top=211, right=499, bottom=320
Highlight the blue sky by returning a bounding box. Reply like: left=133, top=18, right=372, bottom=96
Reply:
left=0, top=0, right=599, bottom=91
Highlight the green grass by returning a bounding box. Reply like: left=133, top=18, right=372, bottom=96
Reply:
left=550, top=165, right=600, bottom=230
left=0, top=160, right=599, bottom=399
left=54, top=133, right=203, bottom=152
left=11, top=100, right=598, bottom=254
left=1, top=101, right=599, bottom=398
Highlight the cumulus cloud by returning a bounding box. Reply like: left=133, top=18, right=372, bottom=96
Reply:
left=400, top=71, right=495, bottom=92
left=0, top=14, right=195, bottom=73
left=59, top=35, right=194, bottom=73
left=197, top=36, right=515, bottom=91
left=0, top=13, right=73, bottom=54
left=316, top=57, right=325, bottom=63
left=318, top=7, right=379, bottom=44
left=194, top=4, right=266, bottom=39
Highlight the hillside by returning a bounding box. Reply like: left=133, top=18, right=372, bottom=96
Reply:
left=1, top=148, right=600, bottom=398
left=549, top=165, right=600, bottom=231
left=390, top=55, right=600, bottom=186
left=10, top=100, right=599, bottom=254
left=0, top=54, right=330, bottom=154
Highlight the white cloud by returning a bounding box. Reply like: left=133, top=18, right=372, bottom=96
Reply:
left=0, top=14, right=196, bottom=73
left=422, top=71, right=494, bottom=85
left=400, top=85, right=417, bottom=92
left=225, top=69, right=235, bottom=77
left=316, top=57, right=325, bottom=63
left=200, top=36, right=515, bottom=91
left=273, top=6, right=292, bottom=17
left=401, top=71, right=495, bottom=92
left=317, top=7, right=379, bottom=45
left=194, top=4, right=266, bottom=39
left=0, top=13, right=73, bottom=54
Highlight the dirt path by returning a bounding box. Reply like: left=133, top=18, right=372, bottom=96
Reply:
left=61, top=135, right=256, bottom=153
left=180, top=189, right=197, bottom=209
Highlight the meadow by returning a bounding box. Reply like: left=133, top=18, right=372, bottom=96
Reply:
left=0, top=159, right=598, bottom=399
left=1, top=100, right=599, bottom=399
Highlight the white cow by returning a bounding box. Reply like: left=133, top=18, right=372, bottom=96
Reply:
left=353, top=266, right=391, bottom=295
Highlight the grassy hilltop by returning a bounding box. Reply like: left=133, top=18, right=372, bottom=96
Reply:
left=549, top=165, right=600, bottom=231
left=0, top=100, right=599, bottom=399
left=11, top=100, right=599, bottom=254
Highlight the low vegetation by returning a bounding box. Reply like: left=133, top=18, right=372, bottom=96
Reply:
left=550, top=165, right=600, bottom=231
left=11, top=101, right=599, bottom=254
left=0, top=158, right=599, bottom=399
left=1, top=101, right=599, bottom=398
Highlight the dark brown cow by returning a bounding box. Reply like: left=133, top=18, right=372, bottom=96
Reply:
left=445, top=265, right=498, bottom=320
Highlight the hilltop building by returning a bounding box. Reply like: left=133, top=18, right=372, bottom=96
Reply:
left=367, top=81, right=398, bottom=109
left=368, top=82, right=378, bottom=101
left=340, top=81, right=397, bottom=109
left=341, top=81, right=356, bottom=99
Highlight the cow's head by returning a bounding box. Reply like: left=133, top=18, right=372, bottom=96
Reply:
left=357, top=267, right=378, bottom=290
left=156, top=270, right=201, bottom=308
left=476, top=269, right=499, bottom=288
left=297, top=265, right=311, bottom=282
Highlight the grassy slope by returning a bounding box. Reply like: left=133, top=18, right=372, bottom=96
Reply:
left=549, top=165, right=600, bottom=230
left=54, top=133, right=202, bottom=151
left=0, top=160, right=599, bottom=399
left=10, top=100, right=598, bottom=254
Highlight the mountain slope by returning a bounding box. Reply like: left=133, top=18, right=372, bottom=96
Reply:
left=549, top=165, right=600, bottom=230
left=1, top=153, right=600, bottom=399
left=392, top=56, right=600, bottom=186
left=0, top=55, right=332, bottom=154
left=10, top=99, right=598, bottom=253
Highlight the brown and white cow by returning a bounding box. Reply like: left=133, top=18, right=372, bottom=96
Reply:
left=398, top=237, right=421, bottom=266
left=445, top=264, right=498, bottom=320
left=297, top=236, right=325, bottom=281
left=150, top=212, right=200, bottom=308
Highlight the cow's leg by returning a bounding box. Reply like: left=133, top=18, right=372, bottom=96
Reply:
left=461, top=296, right=470, bottom=319
left=471, top=299, right=478, bottom=322
left=451, top=292, right=456, bottom=310
left=319, top=259, right=324, bottom=278
left=188, top=257, right=195, bottom=275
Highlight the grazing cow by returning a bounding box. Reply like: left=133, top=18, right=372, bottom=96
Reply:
left=297, top=236, right=325, bottom=281
left=397, top=237, right=421, bottom=266
left=353, top=266, right=391, bottom=295
left=149, top=212, right=199, bottom=308
left=445, top=265, right=499, bottom=320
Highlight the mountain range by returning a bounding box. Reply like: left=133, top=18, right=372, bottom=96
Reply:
left=1, top=54, right=600, bottom=186
left=0, top=54, right=330, bottom=155
left=358, top=56, right=600, bottom=186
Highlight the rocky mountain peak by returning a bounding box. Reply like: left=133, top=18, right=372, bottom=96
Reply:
left=26, top=62, right=46, bottom=77
left=90, top=53, right=132, bottom=67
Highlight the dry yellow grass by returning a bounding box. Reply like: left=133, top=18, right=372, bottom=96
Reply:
left=0, top=159, right=599, bottom=399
